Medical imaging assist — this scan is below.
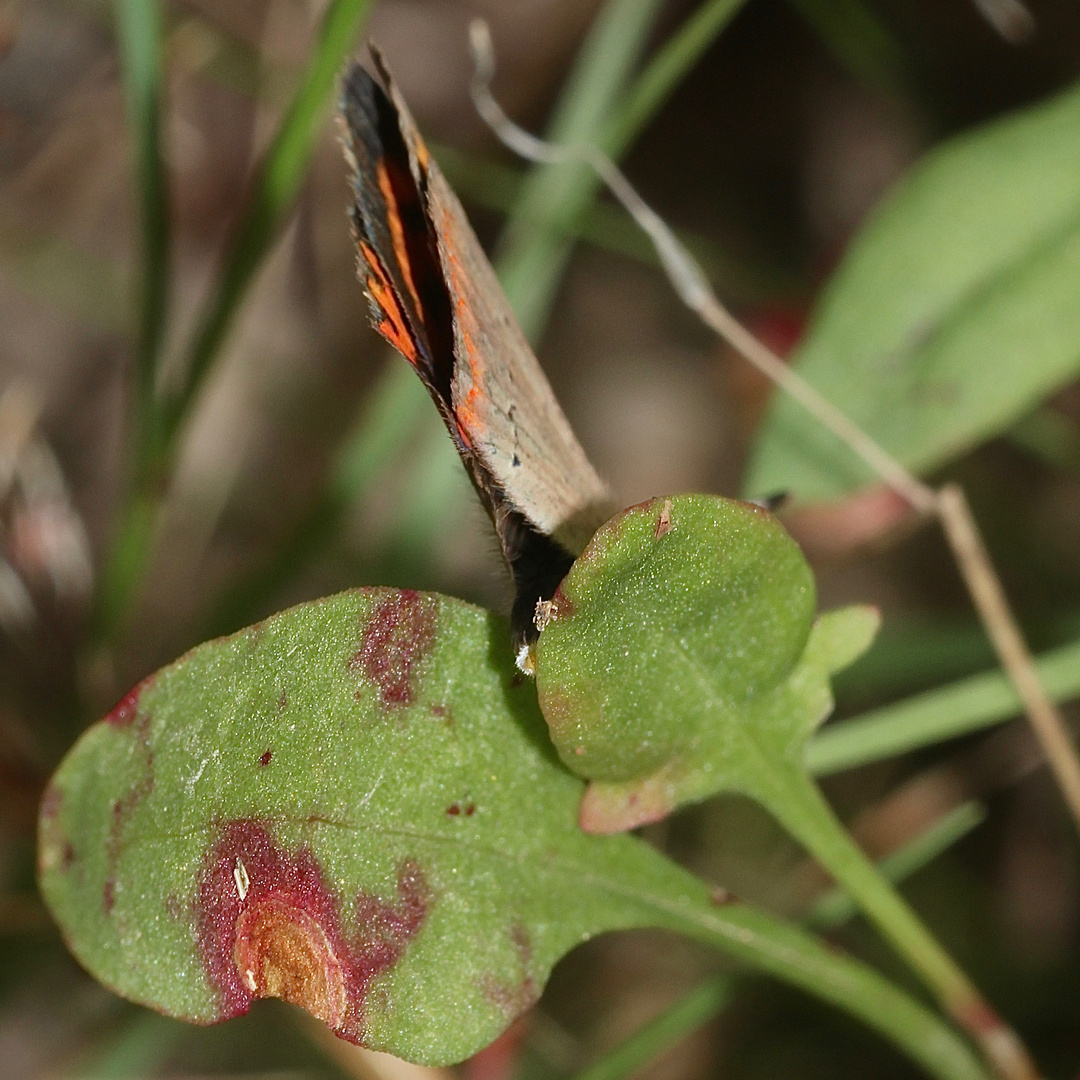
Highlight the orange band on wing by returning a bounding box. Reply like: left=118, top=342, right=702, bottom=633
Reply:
left=376, top=160, right=424, bottom=320
left=439, top=236, right=485, bottom=442
left=360, top=240, right=419, bottom=366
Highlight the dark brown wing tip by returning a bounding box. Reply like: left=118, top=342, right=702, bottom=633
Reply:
left=367, top=43, right=392, bottom=87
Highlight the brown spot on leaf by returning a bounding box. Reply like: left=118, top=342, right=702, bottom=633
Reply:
left=278, top=691, right=288, bottom=712
left=351, top=591, right=437, bottom=707
left=710, top=886, right=733, bottom=906
left=194, top=820, right=429, bottom=1044
left=446, top=804, right=460, bottom=816
left=259, top=749, right=273, bottom=767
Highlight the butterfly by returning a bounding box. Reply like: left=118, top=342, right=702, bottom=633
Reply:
left=340, top=52, right=615, bottom=669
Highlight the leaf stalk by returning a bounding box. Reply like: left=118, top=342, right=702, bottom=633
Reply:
left=761, top=767, right=1039, bottom=1080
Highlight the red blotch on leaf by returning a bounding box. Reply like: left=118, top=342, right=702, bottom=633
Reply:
left=104, top=675, right=155, bottom=727
left=350, top=591, right=437, bottom=707
left=194, top=820, right=429, bottom=1044
left=259, top=750, right=273, bottom=767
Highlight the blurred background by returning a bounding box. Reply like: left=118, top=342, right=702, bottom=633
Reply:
left=2, top=0, right=1080, bottom=1077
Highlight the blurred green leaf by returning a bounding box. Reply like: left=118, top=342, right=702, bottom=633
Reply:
left=807, top=633, right=1080, bottom=776
left=40, top=589, right=989, bottom=1079
left=745, top=79, right=1080, bottom=503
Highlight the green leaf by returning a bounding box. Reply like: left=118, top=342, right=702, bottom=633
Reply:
left=39, top=589, right=989, bottom=1080
left=745, top=78, right=1080, bottom=503
left=534, top=494, right=843, bottom=823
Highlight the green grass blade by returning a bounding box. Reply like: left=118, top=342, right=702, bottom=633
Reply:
left=163, top=0, right=374, bottom=450
left=783, top=0, right=909, bottom=94
left=808, top=801, right=987, bottom=929
left=114, top=0, right=169, bottom=441
left=603, top=0, right=749, bottom=158
left=96, top=0, right=374, bottom=642
left=572, top=976, right=733, bottom=1080
left=807, top=635, right=1080, bottom=776
left=493, top=0, right=667, bottom=340
left=61, top=1009, right=188, bottom=1079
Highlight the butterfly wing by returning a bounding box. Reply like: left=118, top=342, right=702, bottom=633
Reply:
left=340, top=56, right=615, bottom=653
